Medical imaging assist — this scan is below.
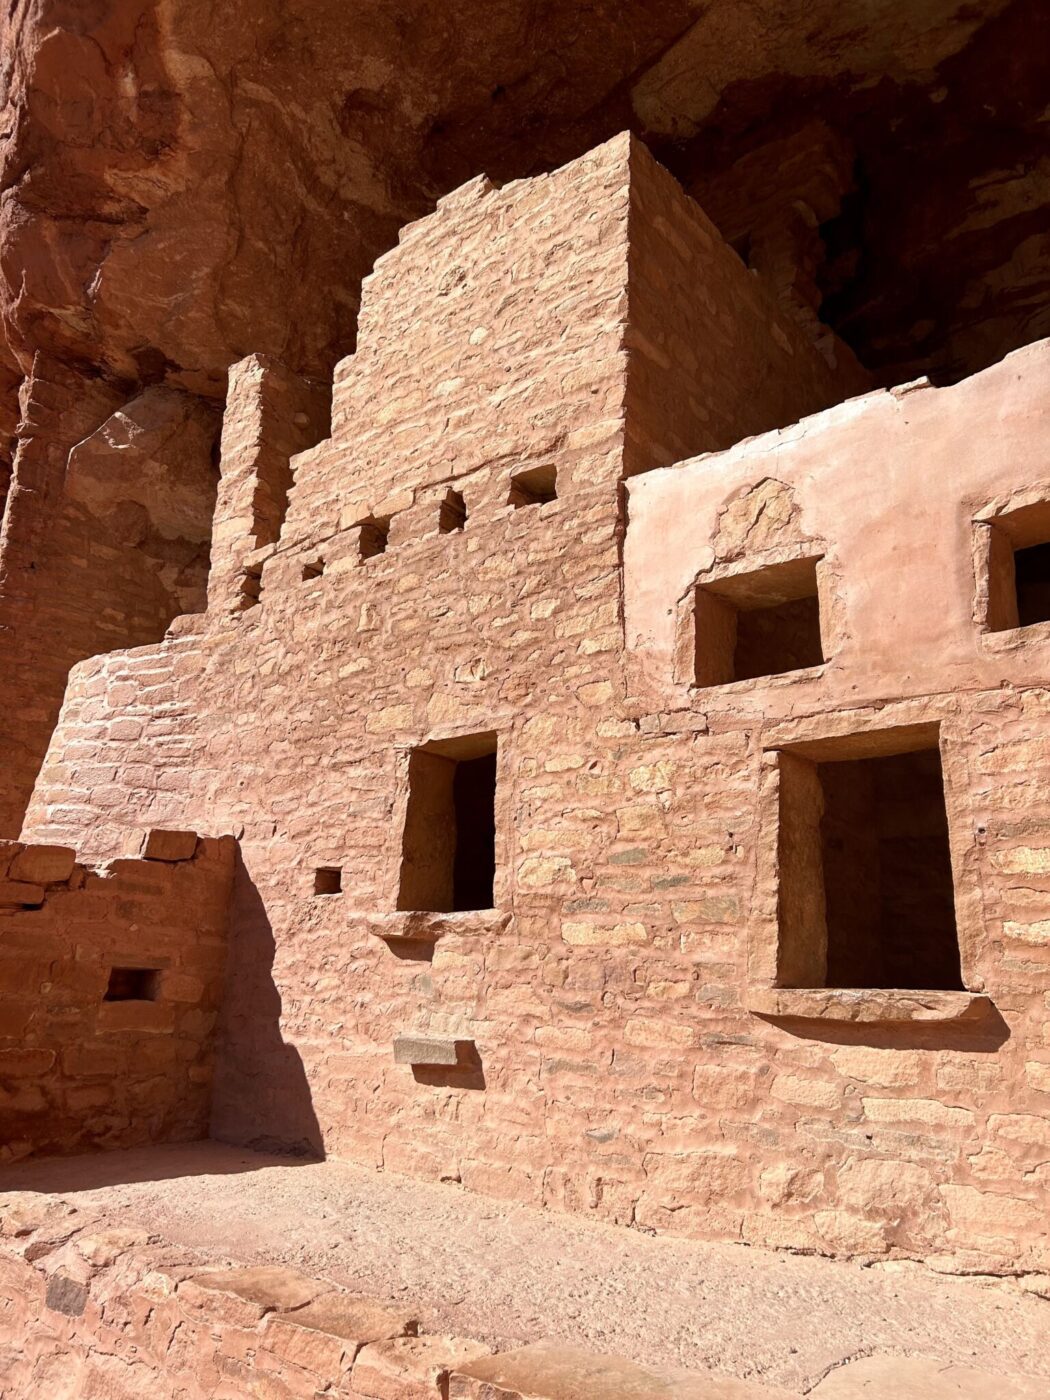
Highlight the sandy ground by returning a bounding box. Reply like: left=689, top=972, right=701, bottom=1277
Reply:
left=3, top=1142, right=1047, bottom=1395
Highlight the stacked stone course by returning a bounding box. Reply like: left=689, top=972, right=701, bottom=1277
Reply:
left=0, top=832, right=234, bottom=1160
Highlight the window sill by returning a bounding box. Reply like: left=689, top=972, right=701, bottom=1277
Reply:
left=364, top=909, right=510, bottom=944
left=746, top=987, right=992, bottom=1024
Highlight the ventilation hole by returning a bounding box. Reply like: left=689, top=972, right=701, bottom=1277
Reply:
left=508, top=464, right=557, bottom=509
left=104, top=967, right=160, bottom=1002
left=358, top=516, right=391, bottom=559
left=439, top=489, right=467, bottom=533
left=313, top=866, right=342, bottom=895
left=301, top=558, right=325, bottom=582
left=238, top=564, right=263, bottom=609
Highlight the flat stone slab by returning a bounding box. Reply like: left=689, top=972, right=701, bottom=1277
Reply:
left=270, top=1290, right=417, bottom=1345
left=810, top=1356, right=1049, bottom=1398
left=450, top=1341, right=795, bottom=1399
left=180, top=1264, right=330, bottom=1323
left=394, top=1035, right=463, bottom=1067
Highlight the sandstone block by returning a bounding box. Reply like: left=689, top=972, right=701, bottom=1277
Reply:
left=180, top=1265, right=331, bottom=1327
left=352, top=1335, right=492, bottom=1400
left=141, top=828, right=200, bottom=862
left=0, top=880, right=46, bottom=907
left=8, top=845, right=76, bottom=884
left=393, top=1036, right=464, bottom=1066
left=264, top=1290, right=417, bottom=1373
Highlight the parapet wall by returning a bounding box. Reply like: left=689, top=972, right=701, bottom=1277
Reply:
left=0, top=831, right=234, bottom=1161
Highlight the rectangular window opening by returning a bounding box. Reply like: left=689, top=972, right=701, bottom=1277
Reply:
left=981, top=502, right=1050, bottom=632
left=439, top=489, right=467, bottom=533
left=508, top=464, right=557, bottom=509
left=776, top=732, right=963, bottom=992
left=358, top=516, right=391, bottom=560
left=695, top=555, right=824, bottom=686
left=398, top=733, right=497, bottom=913
left=1015, top=542, right=1050, bottom=626
left=104, top=967, right=160, bottom=1002
left=301, top=558, right=325, bottom=582
left=313, top=866, right=342, bottom=895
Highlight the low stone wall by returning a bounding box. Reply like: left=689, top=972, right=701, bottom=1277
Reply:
left=0, top=832, right=234, bottom=1162
left=0, top=1193, right=787, bottom=1399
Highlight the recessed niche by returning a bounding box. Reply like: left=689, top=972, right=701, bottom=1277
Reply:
left=398, top=732, right=497, bottom=913
left=104, top=967, right=160, bottom=1002
left=695, top=555, right=824, bottom=686
left=358, top=515, right=391, bottom=559
left=313, top=866, right=343, bottom=895
left=301, top=558, right=325, bottom=582
left=238, top=564, right=263, bottom=610
left=439, top=489, right=467, bottom=533
left=508, top=464, right=557, bottom=509
left=774, top=727, right=963, bottom=992
left=980, top=501, right=1050, bottom=631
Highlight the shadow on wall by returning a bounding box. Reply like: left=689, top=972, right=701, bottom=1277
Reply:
left=209, top=853, right=324, bottom=1159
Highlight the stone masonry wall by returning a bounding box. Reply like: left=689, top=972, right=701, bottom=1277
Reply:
left=0, top=358, right=220, bottom=834
left=0, top=832, right=234, bottom=1162
left=16, top=139, right=1050, bottom=1273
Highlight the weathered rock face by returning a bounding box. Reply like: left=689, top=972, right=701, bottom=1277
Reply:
left=0, top=0, right=1046, bottom=404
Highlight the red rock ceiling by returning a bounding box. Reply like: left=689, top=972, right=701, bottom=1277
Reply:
left=0, top=0, right=1046, bottom=413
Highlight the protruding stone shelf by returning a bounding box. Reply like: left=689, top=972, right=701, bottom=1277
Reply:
left=364, top=909, right=511, bottom=945
left=394, top=1035, right=475, bottom=1068
left=746, top=988, right=994, bottom=1025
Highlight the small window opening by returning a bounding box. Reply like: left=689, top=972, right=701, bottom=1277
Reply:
left=695, top=555, right=824, bottom=686
left=398, top=733, right=497, bottom=913
left=238, top=564, right=262, bottom=610
left=1015, top=543, right=1050, bottom=626
left=104, top=967, right=160, bottom=1002
left=981, top=502, right=1050, bottom=632
left=358, top=516, right=391, bottom=559
left=301, top=558, right=325, bottom=582
left=508, top=464, right=557, bottom=509
left=439, top=489, right=467, bottom=533
left=313, top=866, right=342, bottom=895
left=775, top=730, right=962, bottom=992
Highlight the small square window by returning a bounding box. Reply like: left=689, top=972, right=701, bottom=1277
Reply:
left=313, top=866, right=342, bottom=895
left=695, top=555, right=824, bottom=686
left=508, top=464, right=557, bottom=509
left=358, top=516, right=391, bottom=559
left=301, top=558, right=325, bottom=582
left=104, top=967, right=160, bottom=1002
left=439, top=489, right=467, bottom=533
left=979, top=502, right=1050, bottom=632
left=772, top=727, right=962, bottom=992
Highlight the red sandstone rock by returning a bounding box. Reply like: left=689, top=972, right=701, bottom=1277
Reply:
left=352, top=1335, right=493, bottom=1400
left=451, top=1341, right=795, bottom=1398
left=141, top=829, right=200, bottom=862
left=809, top=1356, right=1048, bottom=1398
left=8, top=845, right=75, bottom=885
left=180, top=1264, right=331, bottom=1327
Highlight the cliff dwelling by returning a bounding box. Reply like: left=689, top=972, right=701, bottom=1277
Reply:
left=0, top=3, right=1049, bottom=1398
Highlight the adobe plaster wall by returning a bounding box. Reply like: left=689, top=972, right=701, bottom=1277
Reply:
left=16, top=139, right=1050, bottom=1272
